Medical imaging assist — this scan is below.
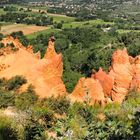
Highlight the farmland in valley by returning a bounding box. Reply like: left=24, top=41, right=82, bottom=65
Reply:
left=0, top=24, right=48, bottom=35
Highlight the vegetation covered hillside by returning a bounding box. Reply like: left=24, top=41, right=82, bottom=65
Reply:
left=0, top=75, right=140, bottom=139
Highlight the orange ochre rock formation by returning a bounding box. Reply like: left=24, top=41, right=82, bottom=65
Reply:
left=0, top=36, right=140, bottom=105
left=71, top=48, right=140, bottom=105
left=0, top=36, right=66, bottom=98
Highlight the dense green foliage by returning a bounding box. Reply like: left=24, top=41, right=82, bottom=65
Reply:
left=0, top=77, right=140, bottom=140
left=0, top=11, right=53, bottom=26
left=6, top=75, right=27, bottom=90
left=0, top=116, right=18, bottom=140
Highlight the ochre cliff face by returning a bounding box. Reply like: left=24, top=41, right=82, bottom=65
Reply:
left=71, top=48, right=140, bottom=105
left=1, top=36, right=140, bottom=105
left=92, top=68, right=114, bottom=98
left=69, top=77, right=108, bottom=105
left=0, top=36, right=66, bottom=98
left=71, top=69, right=112, bottom=105
left=109, top=49, right=134, bottom=103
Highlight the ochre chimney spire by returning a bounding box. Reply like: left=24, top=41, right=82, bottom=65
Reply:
left=44, top=36, right=57, bottom=59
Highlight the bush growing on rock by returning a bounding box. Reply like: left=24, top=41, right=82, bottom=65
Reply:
left=6, top=75, right=27, bottom=91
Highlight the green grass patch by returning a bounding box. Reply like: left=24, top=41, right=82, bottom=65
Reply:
left=26, top=27, right=61, bottom=39
left=117, top=29, right=140, bottom=34
left=0, top=22, right=13, bottom=26
left=28, top=6, right=48, bottom=10
left=63, top=19, right=114, bottom=29
left=49, top=14, right=75, bottom=23
left=0, top=9, right=6, bottom=15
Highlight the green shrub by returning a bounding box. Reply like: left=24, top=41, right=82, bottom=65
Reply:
left=0, top=116, right=18, bottom=140
left=10, top=31, right=29, bottom=46
left=67, top=116, right=88, bottom=139
left=0, top=33, right=4, bottom=41
left=0, top=43, right=4, bottom=48
left=33, top=106, right=55, bottom=129
left=9, top=42, right=15, bottom=48
left=132, top=107, right=140, bottom=139
left=25, top=119, right=45, bottom=140
left=43, top=96, right=70, bottom=115
left=84, top=107, right=133, bottom=140
left=6, top=76, right=27, bottom=90
left=11, top=47, right=19, bottom=52
left=53, top=115, right=88, bottom=139
left=84, top=119, right=132, bottom=140
left=15, top=85, right=38, bottom=110
left=68, top=102, right=94, bottom=124
left=0, top=91, right=15, bottom=108
left=0, top=78, right=7, bottom=88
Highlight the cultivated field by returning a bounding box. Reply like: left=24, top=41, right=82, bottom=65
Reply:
left=63, top=19, right=114, bottom=29
left=26, top=19, right=115, bottom=39
left=0, top=24, right=48, bottom=35
left=26, top=28, right=60, bottom=39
